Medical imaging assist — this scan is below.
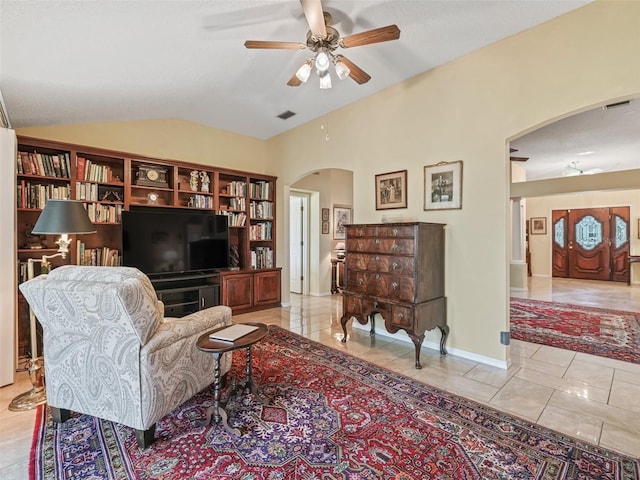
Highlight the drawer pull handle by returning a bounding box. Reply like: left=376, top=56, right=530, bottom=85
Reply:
left=358, top=260, right=363, bottom=266
left=393, top=228, right=398, bottom=236
left=375, top=256, right=380, bottom=261
left=391, top=243, right=398, bottom=251
left=392, top=281, right=398, bottom=289
left=358, top=229, right=364, bottom=236
left=374, top=301, right=378, bottom=308
left=392, top=262, right=398, bottom=270
left=375, top=238, right=380, bottom=244
left=359, top=278, right=364, bottom=285
left=376, top=274, right=380, bottom=280
left=358, top=242, right=363, bottom=249
left=398, top=313, right=404, bottom=319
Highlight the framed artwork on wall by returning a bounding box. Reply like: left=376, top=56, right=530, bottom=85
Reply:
left=322, top=221, right=329, bottom=234
left=530, top=217, right=547, bottom=235
left=333, top=206, right=351, bottom=240
left=423, top=160, right=463, bottom=210
left=375, top=170, right=407, bottom=210
left=322, top=208, right=330, bottom=221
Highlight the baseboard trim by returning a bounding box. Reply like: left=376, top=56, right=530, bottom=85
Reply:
left=351, top=322, right=508, bottom=370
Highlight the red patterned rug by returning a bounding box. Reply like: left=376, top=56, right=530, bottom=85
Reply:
left=510, top=298, right=640, bottom=364
left=31, top=326, right=639, bottom=479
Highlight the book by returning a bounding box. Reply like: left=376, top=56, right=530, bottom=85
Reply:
left=208, top=324, right=259, bottom=342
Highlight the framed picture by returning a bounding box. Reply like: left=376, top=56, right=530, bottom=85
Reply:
left=375, top=170, right=407, bottom=210
left=333, top=206, right=351, bottom=240
left=638, top=219, right=640, bottom=239
left=322, top=208, right=330, bottom=222
left=322, top=221, right=329, bottom=234
left=424, top=160, right=463, bottom=210
left=530, top=217, right=547, bottom=235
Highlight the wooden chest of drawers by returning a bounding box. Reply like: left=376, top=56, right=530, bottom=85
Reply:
left=340, top=222, right=447, bottom=368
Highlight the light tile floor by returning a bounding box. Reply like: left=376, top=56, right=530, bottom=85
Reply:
left=1, top=277, right=639, bottom=479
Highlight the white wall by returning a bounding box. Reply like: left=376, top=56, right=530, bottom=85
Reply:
left=0, top=128, right=16, bottom=386
left=269, top=1, right=640, bottom=364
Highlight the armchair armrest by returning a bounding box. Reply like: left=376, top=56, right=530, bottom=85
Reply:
left=143, top=305, right=232, bottom=354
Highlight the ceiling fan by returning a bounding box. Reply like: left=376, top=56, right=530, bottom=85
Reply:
left=244, top=0, right=400, bottom=88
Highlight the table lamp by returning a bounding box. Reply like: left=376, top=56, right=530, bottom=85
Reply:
left=334, top=242, right=346, bottom=259
left=9, top=200, right=96, bottom=411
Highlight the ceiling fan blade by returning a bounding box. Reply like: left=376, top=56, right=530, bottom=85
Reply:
left=340, top=25, right=400, bottom=48
left=300, top=0, right=327, bottom=38
left=244, top=40, right=305, bottom=50
left=335, top=55, right=371, bottom=84
left=510, top=156, right=529, bottom=162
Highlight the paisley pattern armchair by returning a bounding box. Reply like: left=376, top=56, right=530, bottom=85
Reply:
left=19, top=265, right=232, bottom=448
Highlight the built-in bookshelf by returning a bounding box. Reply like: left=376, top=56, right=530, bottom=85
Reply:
left=15, top=136, right=280, bottom=361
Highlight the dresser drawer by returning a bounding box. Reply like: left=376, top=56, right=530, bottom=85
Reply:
left=347, top=272, right=415, bottom=302
left=342, top=294, right=363, bottom=317
left=378, top=225, right=415, bottom=238
left=391, top=305, right=414, bottom=329
left=347, top=254, right=414, bottom=275
left=347, top=238, right=414, bottom=255
left=346, top=226, right=377, bottom=238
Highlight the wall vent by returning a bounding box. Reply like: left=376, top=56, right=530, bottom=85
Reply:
left=277, top=110, right=296, bottom=120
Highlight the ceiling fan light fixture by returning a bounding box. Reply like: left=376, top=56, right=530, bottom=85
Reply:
left=319, top=71, right=332, bottom=89
left=315, top=48, right=330, bottom=73
left=334, top=59, right=350, bottom=80
left=295, top=60, right=312, bottom=83
left=562, top=161, right=583, bottom=177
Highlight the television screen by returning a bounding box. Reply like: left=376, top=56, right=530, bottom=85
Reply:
left=122, top=208, right=229, bottom=277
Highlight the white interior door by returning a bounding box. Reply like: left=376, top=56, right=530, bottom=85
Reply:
left=289, top=192, right=309, bottom=294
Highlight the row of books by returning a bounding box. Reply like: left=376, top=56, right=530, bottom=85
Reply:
left=17, top=261, right=46, bottom=284
left=218, top=211, right=247, bottom=227
left=251, top=247, right=274, bottom=269
left=187, top=195, right=213, bottom=209
left=17, top=181, right=71, bottom=209
left=85, top=203, right=122, bottom=223
left=76, top=242, right=121, bottom=266
left=17, top=151, right=71, bottom=179
left=222, top=181, right=246, bottom=197
left=249, top=181, right=271, bottom=200
left=76, top=157, right=119, bottom=184
left=249, top=222, right=272, bottom=240
left=249, top=201, right=273, bottom=219
left=228, top=197, right=246, bottom=211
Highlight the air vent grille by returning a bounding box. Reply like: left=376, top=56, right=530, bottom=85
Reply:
left=277, top=110, right=296, bottom=120
left=604, top=100, right=631, bottom=109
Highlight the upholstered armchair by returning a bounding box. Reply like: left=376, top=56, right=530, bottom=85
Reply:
left=19, top=265, right=232, bottom=448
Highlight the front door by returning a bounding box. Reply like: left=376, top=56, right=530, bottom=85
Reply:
left=551, top=206, right=630, bottom=282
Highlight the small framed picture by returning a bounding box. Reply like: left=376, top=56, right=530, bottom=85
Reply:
left=530, top=217, right=547, bottom=235
left=638, top=219, right=640, bottom=239
left=322, top=208, right=330, bottom=221
left=333, top=206, right=351, bottom=240
left=322, top=221, right=329, bottom=234
left=424, top=160, right=463, bottom=210
left=375, top=170, right=407, bottom=210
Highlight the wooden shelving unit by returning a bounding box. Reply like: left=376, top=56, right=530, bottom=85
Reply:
left=15, top=136, right=280, bottom=361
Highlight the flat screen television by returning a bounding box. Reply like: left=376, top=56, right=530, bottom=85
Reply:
left=122, top=208, right=229, bottom=277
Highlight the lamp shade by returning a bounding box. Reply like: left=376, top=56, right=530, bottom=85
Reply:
left=32, top=200, right=96, bottom=235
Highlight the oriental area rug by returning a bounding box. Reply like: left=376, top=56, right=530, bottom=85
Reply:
left=31, top=326, right=639, bottom=479
left=510, top=297, right=640, bottom=364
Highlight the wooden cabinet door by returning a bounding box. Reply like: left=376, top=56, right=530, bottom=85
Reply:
left=253, top=270, right=281, bottom=307
left=221, top=273, right=253, bottom=311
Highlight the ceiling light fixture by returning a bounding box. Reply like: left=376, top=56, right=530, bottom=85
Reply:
left=319, top=70, right=332, bottom=89
left=295, top=60, right=313, bottom=83
left=294, top=49, right=351, bottom=90
left=562, top=161, right=583, bottom=177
